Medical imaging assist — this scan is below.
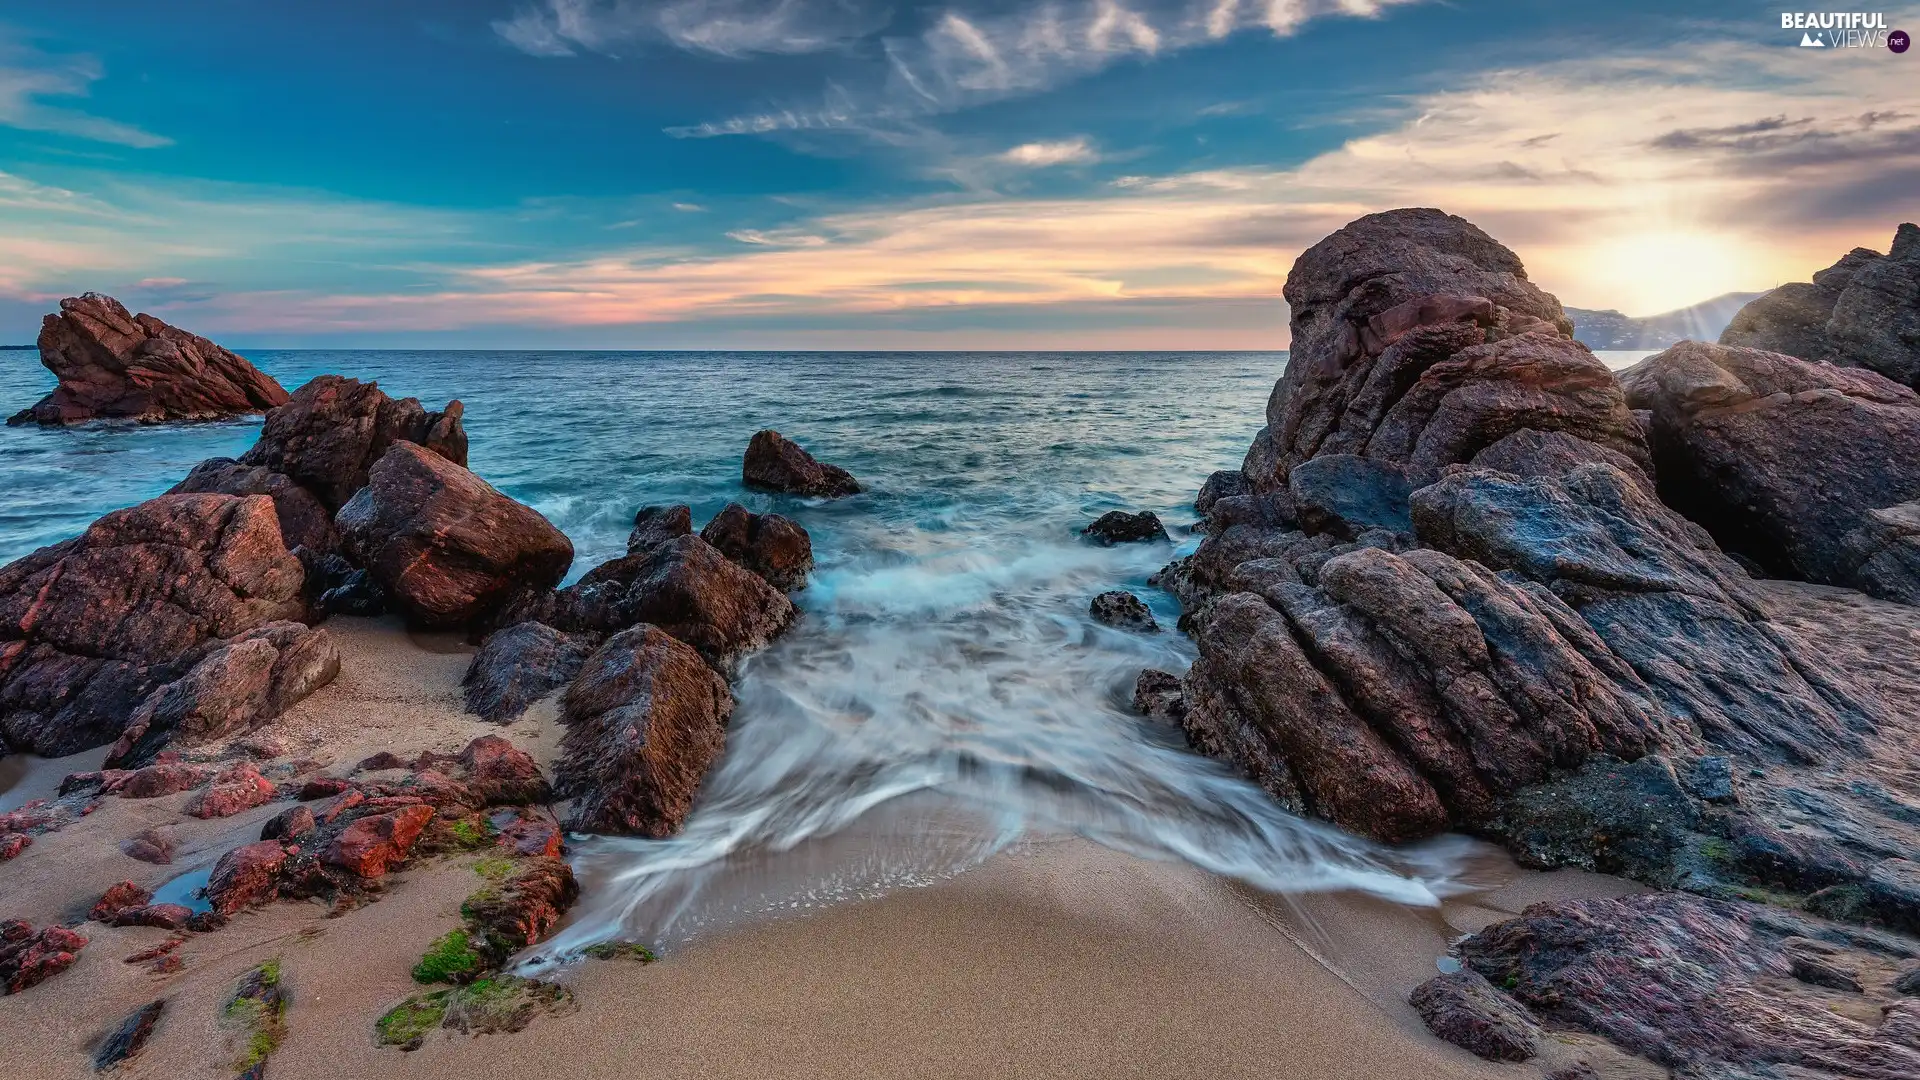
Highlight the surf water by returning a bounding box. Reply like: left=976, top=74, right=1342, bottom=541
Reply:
left=0, top=349, right=1480, bottom=961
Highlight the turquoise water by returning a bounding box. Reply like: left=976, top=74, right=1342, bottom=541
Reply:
left=2, top=350, right=1476, bottom=953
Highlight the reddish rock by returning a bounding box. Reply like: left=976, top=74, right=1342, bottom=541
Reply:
left=185, top=763, right=278, bottom=819
left=742, top=429, right=862, bottom=497
left=260, top=804, right=316, bottom=841
left=206, top=840, right=291, bottom=915
left=111, top=904, right=194, bottom=931
left=121, top=826, right=178, bottom=865
left=238, top=374, right=467, bottom=512
left=557, top=625, right=735, bottom=837
left=462, top=622, right=600, bottom=723
left=298, top=776, right=353, bottom=800
left=90, top=881, right=154, bottom=922
left=0, top=493, right=306, bottom=757
left=494, top=810, right=563, bottom=859
left=699, top=503, right=814, bottom=592
left=1409, top=970, right=1540, bottom=1062
left=456, top=735, right=550, bottom=806
left=0, top=833, right=28, bottom=860
left=1, top=919, right=88, bottom=994
left=123, top=938, right=185, bottom=964
left=557, top=535, right=796, bottom=670
left=6, top=293, right=288, bottom=426
left=318, top=789, right=366, bottom=823
left=335, top=443, right=573, bottom=629
left=323, top=804, right=434, bottom=878
left=462, top=857, right=581, bottom=965
left=169, top=458, right=338, bottom=557
left=118, top=763, right=216, bottom=799
left=627, top=504, right=693, bottom=555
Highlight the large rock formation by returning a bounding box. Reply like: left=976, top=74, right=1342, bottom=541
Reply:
left=741, top=430, right=861, bottom=497
left=6, top=294, right=288, bottom=426
left=1621, top=341, right=1920, bottom=604
left=1721, top=223, right=1920, bottom=390
left=239, top=375, right=468, bottom=513
left=555, top=625, right=735, bottom=837
left=0, top=494, right=308, bottom=756
left=336, top=443, right=573, bottom=630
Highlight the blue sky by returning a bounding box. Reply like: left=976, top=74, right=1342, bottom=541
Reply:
left=0, top=0, right=1916, bottom=348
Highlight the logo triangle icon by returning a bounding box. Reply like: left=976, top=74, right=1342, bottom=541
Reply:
left=1800, top=31, right=1825, bottom=46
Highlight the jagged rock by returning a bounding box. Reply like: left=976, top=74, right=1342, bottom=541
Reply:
left=336, top=443, right=573, bottom=629
left=453, top=735, right=550, bottom=807
left=239, top=375, right=467, bottom=512
left=627, top=505, right=692, bottom=555
left=186, top=762, right=278, bottom=819
left=742, top=429, right=861, bottom=497
left=1722, top=223, right=1920, bottom=390
left=463, top=622, right=600, bottom=722
left=1131, top=669, right=1185, bottom=721
left=1194, top=470, right=1247, bottom=516
left=556, top=625, right=735, bottom=837
left=1, top=920, right=87, bottom=995
left=0, top=493, right=307, bottom=756
left=170, top=458, right=338, bottom=556
left=93, top=1000, right=165, bottom=1070
left=1083, top=511, right=1169, bottom=546
left=544, top=536, right=796, bottom=670
left=6, top=294, right=288, bottom=426
left=1090, top=591, right=1157, bottom=632
left=1288, top=454, right=1414, bottom=539
left=107, top=622, right=339, bottom=768
left=699, top=503, right=813, bottom=591
left=1621, top=340, right=1920, bottom=602
left=323, top=804, right=434, bottom=878
left=1409, top=969, right=1541, bottom=1062
left=90, top=882, right=154, bottom=922
left=261, top=804, right=316, bottom=841
left=462, top=857, right=580, bottom=967
left=1467, top=427, right=1654, bottom=492
left=1459, top=892, right=1920, bottom=1077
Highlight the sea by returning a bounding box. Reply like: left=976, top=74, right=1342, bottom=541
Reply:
left=0, top=349, right=1650, bottom=958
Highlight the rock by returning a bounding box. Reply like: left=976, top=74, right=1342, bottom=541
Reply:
left=0, top=493, right=307, bottom=757
left=462, top=622, right=600, bottom=723
left=323, top=804, right=434, bottom=878
left=1408, top=970, right=1541, bottom=1062
left=0, top=834, right=28, bottom=861
left=1, top=920, right=88, bottom=994
left=239, top=374, right=467, bottom=512
left=550, top=535, right=797, bottom=670
left=6, top=294, right=288, bottom=426
left=107, top=622, right=340, bottom=768
left=461, top=857, right=580, bottom=966
left=556, top=625, right=735, bottom=837
left=118, top=763, right=216, bottom=799
left=1620, top=340, right=1920, bottom=600
left=1722, top=223, right=1920, bottom=390
left=336, top=443, right=573, bottom=629
left=1083, top=511, right=1169, bottom=546
left=1782, top=937, right=1865, bottom=992
left=1288, top=454, right=1414, bottom=539
left=493, top=810, right=563, bottom=859
left=1896, top=966, right=1920, bottom=996
left=185, top=763, right=278, bottom=819
left=627, top=504, right=692, bottom=555
left=1467, top=427, right=1654, bottom=492
left=121, top=827, right=178, bottom=865
left=111, top=904, right=194, bottom=931
left=454, top=735, right=550, bottom=807
left=699, top=503, right=814, bottom=591
left=742, top=429, right=861, bottom=497
left=93, top=1000, right=165, bottom=1071
left=316, top=567, right=386, bottom=617
left=205, top=839, right=290, bottom=912
left=1458, top=892, right=1920, bottom=1076
left=89, top=882, right=153, bottom=922
left=1480, top=755, right=1708, bottom=885
left=1131, top=668, right=1185, bottom=721
left=1193, top=470, right=1247, bottom=516
left=1090, top=591, right=1157, bottom=632
left=169, top=458, right=338, bottom=556
left=261, top=804, right=316, bottom=841
left=1679, top=755, right=1736, bottom=802
left=1845, top=500, right=1920, bottom=607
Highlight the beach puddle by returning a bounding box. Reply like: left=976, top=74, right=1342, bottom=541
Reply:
left=150, top=867, right=215, bottom=915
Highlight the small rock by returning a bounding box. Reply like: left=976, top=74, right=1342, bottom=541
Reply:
left=1783, top=938, right=1863, bottom=992
left=742, top=429, right=861, bottom=497
left=93, top=999, right=165, bottom=1071
left=462, top=858, right=581, bottom=966
left=1, top=920, right=88, bottom=995
left=90, top=882, right=154, bottom=922
left=1409, top=969, right=1541, bottom=1062
left=1082, top=511, right=1169, bottom=546
left=206, top=840, right=292, bottom=915
left=186, top=763, right=277, bottom=819
left=111, top=904, right=195, bottom=931
left=1090, top=590, right=1158, bottom=632
left=324, top=804, right=434, bottom=878
left=121, top=827, right=178, bottom=865
left=627, top=504, right=693, bottom=555
left=1194, top=470, right=1247, bottom=516
left=1678, top=755, right=1736, bottom=803
left=462, top=622, right=599, bottom=723
left=494, top=810, right=563, bottom=859
left=119, top=763, right=216, bottom=799
left=298, top=776, right=353, bottom=800
left=0, top=834, right=29, bottom=861
left=456, top=735, right=550, bottom=807
left=1131, top=669, right=1186, bottom=722
left=261, top=804, right=316, bottom=841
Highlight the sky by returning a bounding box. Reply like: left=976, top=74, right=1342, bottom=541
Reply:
left=0, top=0, right=1916, bottom=349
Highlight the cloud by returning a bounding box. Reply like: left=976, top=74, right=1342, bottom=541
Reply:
left=1000, top=137, right=1099, bottom=167
left=494, top=0, right=884, bottom=59
left=0, top=37, right=170, bottom=147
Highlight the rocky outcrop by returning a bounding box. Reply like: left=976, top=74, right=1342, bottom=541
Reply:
left=742, top=430, right=861, bottom=497
left=555, top=625, right=735, bottom=837
left=336, top=443, right=573, bottom=629
left=239, top=375, right=467, bottom=512
left=1620, top=341, right=1920, bottom=604
left=462, top=622, right=600, bottom=722
left=1090, top=591, right=1157, bottom=631
left=1083, top=511, right=1169, bottom=546
left=0, top=493, right=307, bottom=756
left=169, top=458, right=339, bottom=557
left=699, top=503, right=814, bottom=591
left=1722, top=223, right=1920, bottom=390
left=6, top=294, right=289, bottom=426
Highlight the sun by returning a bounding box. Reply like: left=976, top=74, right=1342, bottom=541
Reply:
left=1579, top=230, right=1756, bottom=317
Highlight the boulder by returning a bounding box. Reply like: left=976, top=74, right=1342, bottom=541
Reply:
left=206, top=840, right=290, bottom=914
left=699, top=503, right=814, bottom=592
left=462, top=622, right=600, bottom=722
left=1083, top=511, right=1169, bottom=546
left=106, top=621, right=340, bottom=768
left=1408, top=970, right=1540, bottom=1062
left=1193, top=470, right=1247, bottom=516
left=1288, top=454, right=1414, bottom=539
left=1131, top=669, right=1185, bottom=721
left=118, top=763, right=215, bottom=799
left=547, top=536, right=796, bottom=670
left=6, top=294, right=288, bottom=426
left=185, top=762, right=278, bottom=819
left=1466, top=428, right=1654, bottom=492
left=169, top=458, right=338, bottom=556
left=1089, top=591, right=1157, bottom=632
left=0, top=920, right=87, bottom=995
left=556, top=625, right=735, bottom=837
left=453, top=734, right=550, bottom=807
left=336, top=443, right=573, bottom=629
left=1845, top=501, right=1920, bottom=607
left=627, top=505, right=692, bottom=555
left=1722, top=223, right=1920, bottom=390
left=742, top=429, right=862, bottom=497
left=239, top=375, right=467, bottom=512
left=323, top=804, right=434, bottom=878
left=1620, top=340, right=1920, bottom=602
left=0, top=493, right=307, bottom=756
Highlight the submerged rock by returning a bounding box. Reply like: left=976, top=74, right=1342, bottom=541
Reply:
left=699, top=503, right=814, bottom=592
left=1131, top=668, right=1185, bottom=721
left=463, top=622, right=601, bottom=723
left=1721, top=223, right=1920, bottom=390
left=742, top=429, right=861, bottom=497
left=1083, top=511, right=1169, bottom=546
left=7, top=294, right=289, bottom=426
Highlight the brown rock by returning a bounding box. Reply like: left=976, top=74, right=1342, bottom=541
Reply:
left=260, top=804, right=316, bottom=841
left=169, top=458, right=338, bottom=556
left=111, top=904, right=194, bottom=931
left=556, top=535, right=796, bottom=669
left=93, top=1000, right=165, bottom=1071
left=0, top=493, right=306, bottom=756
left=742, top=429, right=861, bottom=497
left=1091, top=591, right=1158, bottom=631
left=121, top=826, right=178, bottom=865
left=462, top=622, right=599, bottom=723
left=185, top=763, right=277, bottom=819
left=6, top=294, right=288, bottom=426
left=0, top=833, right=28, bottom=861
left=455, top=735, right=550, bottom=806
left=556, top=625, right=735, bottom=837
left=323, top=803, right=434, bottom=878
left=494, top=810, right=563, bottom=858
left=336, top=443, right=573, bottom=629
left=1131, top=668, right=1185, bottom=721
left=1, top=920, right=88, bottom=995
left=462, top=857, right=580, bottom=966
left=239, top=374, right=466, bottom=512
left=699, top=503, right=814, bottom=591
left=1721, top=223, right=1920, bottom=391
left=89, top=881, right=154, bottom=922
left=1408, top=970, right=1541, bottom=1062
left=627, top=504, right=692, bottom=555
left=118, top=763, right=216, bottom=799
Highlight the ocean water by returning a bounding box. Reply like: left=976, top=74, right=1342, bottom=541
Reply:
left=2, top=349, right=1499, bottom=957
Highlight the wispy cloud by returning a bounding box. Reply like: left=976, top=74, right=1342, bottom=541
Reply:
left=1000, top=137, right=1099, bottom=167
left=0, top=36, right=170, bottom=148
left=494, top=0, right=884, bottom=59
